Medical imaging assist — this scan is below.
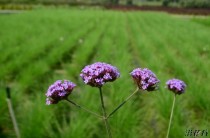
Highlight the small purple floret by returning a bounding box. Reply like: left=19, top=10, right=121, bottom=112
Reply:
left=166, top=79, right=186, bottom=95
left=80, top=62, right=120, bottom=87
left=45, top=80, right=76, bottom=105
left=130, top=68, right=160, bottom=91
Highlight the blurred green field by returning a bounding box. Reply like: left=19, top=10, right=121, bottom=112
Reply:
left=0, top=8, right=210, bottom=138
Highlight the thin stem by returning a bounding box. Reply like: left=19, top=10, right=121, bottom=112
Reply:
left=107, top=87, right=139, bottom=118
left=6, top=99, right=21, bottom=138
left=166, top=94, right=176, bottom=138
left=6, top=87, right=20, bottom=138
left=99, top=87, right=112, bottom=138
left=65, top=99, right=102, bottom=118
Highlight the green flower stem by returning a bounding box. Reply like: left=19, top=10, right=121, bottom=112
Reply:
left=99, top=87, right=112, bottom=138
left=65, top=98, right=102, bottom=118
left=166, top=94, right=176, bottom=138
left=107, top=87, right=139, bottom=119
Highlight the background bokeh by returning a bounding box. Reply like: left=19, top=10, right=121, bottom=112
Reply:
left=0, top=1, right=210, bottom=138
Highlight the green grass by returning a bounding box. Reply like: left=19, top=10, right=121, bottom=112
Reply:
left=0, top=8, right=210, bottom=138
left=191, top=16, right=210, bottom=27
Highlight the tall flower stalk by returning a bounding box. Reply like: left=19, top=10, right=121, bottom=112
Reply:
left=99, top=87, right=112, bottom=138
left=166, top=94, right=176, bottom=138
left=80, top=62, right=120, bottom=138
left=166, top=79, right=186, bottom=138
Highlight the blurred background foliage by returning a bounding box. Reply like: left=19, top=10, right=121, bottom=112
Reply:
left=0, top=0, right=210, bottom=137
left=1, top=0, right=210, bottom=8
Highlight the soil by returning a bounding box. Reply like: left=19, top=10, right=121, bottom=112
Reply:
left=105, top=5, right=210, bottom=16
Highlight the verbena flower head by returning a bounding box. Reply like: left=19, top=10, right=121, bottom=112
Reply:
left=46, top=80, right=76, bottom=105
left=166, top=79, right=186, bottom=95
left=130, top=68, right=160, bottom=91
left=80, top=62, right=120, bottom=87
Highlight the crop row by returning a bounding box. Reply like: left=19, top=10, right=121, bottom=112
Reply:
left=0, top=9, right=210, bottom=138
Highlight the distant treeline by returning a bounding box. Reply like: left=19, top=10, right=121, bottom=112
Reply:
left=0, top=0, right=111, bottom=5
left=0, top=0, right=162, bottom=5
left=163, top=0, right=210, bottom=8
left=180, top=0, right=210, bottom=8
left=0, top=0, right=210, bottom=8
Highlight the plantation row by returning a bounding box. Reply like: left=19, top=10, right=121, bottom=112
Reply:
left=0, top=8, right=210, bottom=138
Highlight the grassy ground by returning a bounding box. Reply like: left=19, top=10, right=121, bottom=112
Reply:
left=0, top=7, right=210, bottom=138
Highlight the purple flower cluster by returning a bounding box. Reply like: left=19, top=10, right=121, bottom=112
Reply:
left=80, top=62, right=120, bottom=87
left=46, top=80, right=76, bottom=105
left=130, top=68, right=160, bottom=91
left=166, top=79, right=186, bottom=95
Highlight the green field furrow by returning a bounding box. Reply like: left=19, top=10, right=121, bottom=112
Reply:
left=132, top=13, right=210, bottom=107
left=191, top=16, right=210, bottom=27
left=86, top=12, right=144, bottom=138
left=59, top=12, right=122, bottom=138
left=107, top=13, right=143, bottom=138
left=124, top=13, right=159, bottom=137
left=126, top=12, right=210, bottom=137
left=0, top=9, right=94, bottom=59
left=0, top=18, right=92, bottom=73
left=0, top=20, right=94, bottom=80
left=18, top=12, right=115, bottom=138
left=15, top=17, right=98, bottom=91
left=0, top=8, right=210, bottom=138
left=0, top=13, right=98, bottom=80
left=127, top=13, right=180, bottom=137
left=0, top=16, right=61, bottom=63
left=64, top=15, right=112, bottom=82
left=128, top=12, right=209, bottom=86
left=152, top=15, right=210, bottom=78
